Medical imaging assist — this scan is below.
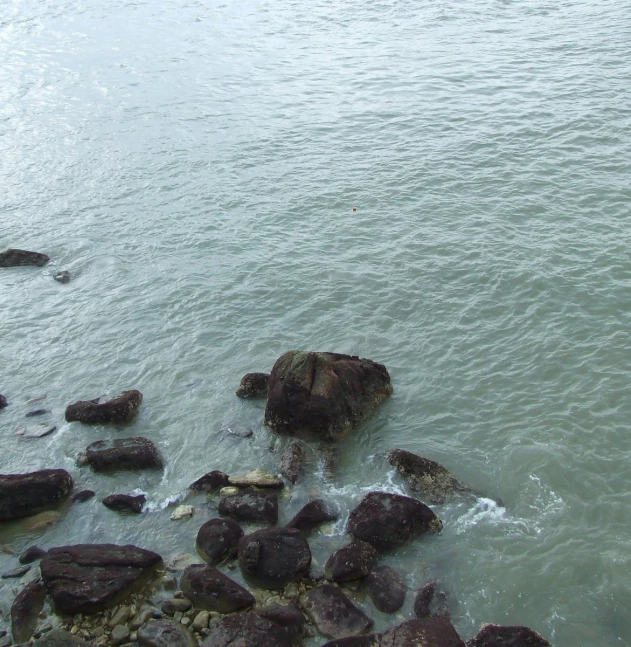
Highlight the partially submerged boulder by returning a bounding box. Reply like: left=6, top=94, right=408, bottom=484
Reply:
left=236, top=373, right=270, bottom=399
left=365, top=566, right=407, bottom=613
left=196, top=518, right=244, bottom=565
left=11, top=580, right=46, bottom=643
left=40, top=544, right=162, bottom=614
left=0, top=469, right=73, bottom=521
left=380, top=618, right=465, bottom=647
left=201, top=612, right=294, bottom=647
left=189, top=470, right=229, bottom=492
left=285, top=499, right=338, bottom=533
left=465, top=624, right=552, bottom=647
left=65, top=390, right=143, bottom=424
left=325, top=541, right=378, bottom=582
left=85, top=437, right=163, bottom=471
left=0, top=248, right=49, bottom=267
left=280, top=442, right=306, bottom=484
left=180, top=564, right=254, bottom=613
left=102, top=494, right=146, bottom=514
left=138, top=619, right=197, bottom=647
left=264, top=351, right=393, bottom=440
left=218, top=491, right=278, bottom=524
left=347, top=491, right=442, bottom=552
left=414, top=581, right=450, bottom=619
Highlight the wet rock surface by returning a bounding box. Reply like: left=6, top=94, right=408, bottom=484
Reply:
left=0, top=248, right=50, bottom=267
left=102, top=494, right=146, bottom=514
left=32, top=629, right=94, bottom=647
left=414, top=581, right=450, bottom=619
left=137, top=619, right=197, bottom=647
left=11, top=580, right=46, bottom=643
left=264, top=350, right=393, bottom=440
left=280, top=442, right=306, bottom=484
left=347, top=491, right=442, bottom=552
left=19, top=545, right=47, bottom=564
left=236, top=372, right=270, bottom=398
left=325, top=541, right=378, bottom=582
left=380, top=618, right=465, bottom=647
left=189, top=470, right=229, bottom=492
left=0, top=469, right=73, bottom=521
left=238, top=527, right=311, bottom=589
left=301, top=584, right=374, bottom=639
left=285, top=499, right=338, bottom=532
left=73, top=490, right=95, bottom=503
left=218, top=491, right=278, bottom=524
left=201, top=612, right=294, bottom=647
left=180, top=564, right=255, bottom=613
left=0, top=394, right=7, bottom=408
left=40, top=543, right=162, bottom=614
left=196, top=518, right=243, bottom=565
left=85, top=437, right=163, bottom=471
left=465, top=624, right=552, bottom=647
left=228, top=468, right=284, bottom=489
left=365, top=566, right=407, bottom=613
left=65, top=390, right=143, bottom=424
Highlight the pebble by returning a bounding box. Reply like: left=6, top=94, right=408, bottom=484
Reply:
left=170, top=505, right=194, bottom=521
left=173, top=612, right=183, bottom=623
left=92, top=627, right=105, bottom=638
left=192, top=611, right=209, bottom=631
left=70, top=626, right=79, bottom=635
left=111, top=625, right=130, bottom=645
left=19, top=545, right=46, bottom=564
left=162, top=576, right=177, bottom=591
left=180, top=617, right=191, bottom=627
left=162, top=599, right=191, bottom=615
left=129, top=609, right=153, bottom=630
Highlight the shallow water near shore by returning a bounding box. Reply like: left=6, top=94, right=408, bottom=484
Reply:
left=1, top=0, right=631, bottom=643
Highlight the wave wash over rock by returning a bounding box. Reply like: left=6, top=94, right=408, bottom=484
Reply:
left=264, top=351, right=393, bottom=440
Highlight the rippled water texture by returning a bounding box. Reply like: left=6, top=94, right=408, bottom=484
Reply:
left=1, top=0, right=631, bottom=643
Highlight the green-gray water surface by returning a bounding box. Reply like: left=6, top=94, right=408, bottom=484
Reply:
left=1, top=0, right=631, bottom=644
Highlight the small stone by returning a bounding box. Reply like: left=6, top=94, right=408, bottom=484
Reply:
left=192, top=611, right=209, bottom=631
left=92, top=627, right=105, bottom=637
left=0, top=394, right=7, bottom=409
left=162, top=599, right=191, bottom=616
left=235, top=373, right=269, bottom=399
left=103, top=494, right=146, bottom=514
left=0, top=636, right=10, bottom=647
left=110, top=625, right=130, bottom=645
left=173, top=612, right=183, bottom=623
left=53, top=271, right=71, bottom=284
left=70, top=626, right=79, bottom=635
left=219, top=487, right=239, bottom=497
left=162, top=577, right=177, bottom=591
left=170, top=506, right=193, bottom=521
left=283, top=582, right=300, bottom=599
left=180, top=618, right=190, bottom=627
left=129, top=609, right=153, bottom=630
left=130, top=632, right=137, bottom=641
left=109, top=606, right=132, bottom=627
left=26, top=409, right=50, bottom=417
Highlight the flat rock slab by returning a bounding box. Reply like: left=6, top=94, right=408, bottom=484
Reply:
left=180, top=564, right=254, bottom=613
left=218, top=491, right=278, bottom=524
left=11, top=580, right=46, bottom=643
left=280, top=442, right=306, bottom=484
left=0, top=249, right=49, bottom=267
left=365, top=566, right=406, bottom=614
left=137, top=620, right=197, bottom=647
left=196, top=518, right=243, bottom=565
left=14, top=424, right=57, bottom=438
left=0, top=469, right=73, bottom=521
left=325, top=541, right=378, bottom=582
left=465, top=624, right=552, bottom=647
left=65, top=390, right=142, bottom=424
left=238, top=527, right=311, bottom=589
left=347, top=491, right=442, bottom=552
left=301, top=584, right=373, bottom=639
left=201, top=613, right=294, bottom=647
left=236, top=372, right=270, bottom=399
left=228, top=468, right=284, bottom=489
left=189, top=470, right=229, bottom=492
left=380, top=618, right=465, bottom=647
left=264, top=351, right=393, bottom=440
left=85, top=437, right=163, bottom=471
left=40, top=544, right=162, bottom=614
left=285, top=499, right=338, bottom=532
left=102, top=494, right=146, bottom=514
left=2, top=565, right=31, bottom=578
left=33, top=629, right=94, bottom=647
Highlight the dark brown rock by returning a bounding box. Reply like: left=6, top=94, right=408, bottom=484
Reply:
left=40, top=544, right=162, bottom=614
left=65, top=390, right=142, bottom=424
left=347, top=491, right=442, bottom=552
left=388, top=449, right=469, bottom=504
left=189, top=470, right=229, bottom=492
left=11, top=581, right=46, bottom=643
left=238, top=527, right=311, bottom=589
left=365, top=566, right=406, bottom=613
left=285, top=499, right=338, bottom=532
left=318, top=444, right=339, bottom=478
left=325, top=541, right=378, bottom=582
left=137, top=619, right=197, bottom=647
left=380, top=618, right=465, bottom=647
left=73, top=490, right=95, bottom=503
left=32, top=628, right=94, bottom=647
left=322, top=637, right=380, bottom=647
left=201, top=613, right=293, bottom=647
left=264, top=351, right=393, bottom=440
left=0, top=249, right=49, bottom=267
left=0, top=469, right=73, bottom=521
left=180, top=564, right=254, bottom=613
left=161, top=598, right=192, bottom=615
left=2, top=565, right=31, bottom=578
left=236, top=373, right=270, bottom=399
left=280, top=442, right=306, bottom=484
left=196, top=518, right=243, bottom=564
left=85, top=437, right=163, bottom=471
left=102, top=494, right=146, bottom=514
left=300, top=584, right=373, bottom=639
left=218, top=491, right=278, bottom=524
left=414, top=581, right=450, bottom=619
left=465, top=624, right=552, bottom=647
left=19, top=545, right=47, bottom=564
left=0, top=394, right=7, bottom=408
left=258, top=601, right=305, bottom=641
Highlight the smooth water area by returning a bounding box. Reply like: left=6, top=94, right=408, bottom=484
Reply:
left=1, top=0, right=631, bottom=643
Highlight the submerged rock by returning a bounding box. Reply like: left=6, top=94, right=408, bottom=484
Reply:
left=236, top=372, right=270, bottom=399
left=380, top=618, right=465, bottom=647
left=280, top=442, right=306, bottom=484
left=218, top=491, right=278, bottom=524
left=0, top=394, right=7, bottom=408
left=258, top=601, right=305, bottom=641
left=189, top=470, right=229, bottom=492
left=285, top=499, right=338, bottom=532
left=228, top=468, right=284, bottom=489
left=325, top=541, right=378, bottom=582
left=53, top=271, right=71, bottom=284
left=180, top=564, right=255, bottom=613
left=365, top=566, right=406, bottom=614
left=137, top=619, right=197, bottom=647
left=201, top=612, right=294, bottom=647
left=0, top=248, right=49, bottom=267
left=0, top=469, right=73, bottom=521
left=465, top=624, right=552, bottom=647
left=32, top=628, right=94, bottom=647
left=347, top=491, right=442, bottom=552
left=264, top=351, right=393, bottom=440
left=11, top=580, right=46, bottom=643
left=19, top=545, right=47, bottom=564
left=196, top=518, right=243, bottom=565
left=40, top=543, right=162, bottom=614
left=65, top=390, right=143, bottom=424
left=85, top=437, right=163, bottom=471
left=102, top=494, right=146, bottom=514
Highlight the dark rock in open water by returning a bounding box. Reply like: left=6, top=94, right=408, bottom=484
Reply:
left=301, top=584, right=373, bottom=639
left=189, top=469, right=229, bottom=492
left=85, top=437, right=163, bottom=471
left=264, top=351, right=393, bottom=440
left=365, top=565, right=406, bottom=613
left=236, top=372, right=270, bottom=398
left=465, top=624, right=552, bottom=647
left=138, top=620, right=197, bottom=647
left=325, top=541, right=378, bottom=582
left=196, top=517, right=243, bottom=564
left=11, top=580, right=45, bottom=643
left=280, top=441, right=306, bottom=484
left=0, top=394, right=7, bottom=408
left=0, top=469, right=73, bottom=521
left=285, top=499, right=338, bottom=532
left=40, top=543, right=162, bottom=614
left=201, top=612, right=294, bottom=647
left=33, top=628, right=94, bottom=647
left=322, top=637, right=380, bottom=647
left=218, top=491, right=278, bottom=524
left=414, top=581, right=450, bottom=619
left=103, top=494, right=146, bottom=514
left=73, top=490, right=95, bottom=503
left=380, top=618, right=465, bottom=647
left=180, top=564, right=254, bottom=613
left=65, top=390, right=143, bottom=424
left=53, top=271, right=71, bottom=284
left=19, top=545, right=47, bottom=564
left=0, top=249, right=49, bottom=267
left=238, top=527, right=311, bottom=589
left=347, top=491, right=442, bottom=552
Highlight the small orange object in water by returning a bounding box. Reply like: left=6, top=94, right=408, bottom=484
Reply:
left=352, top=207, right=357, bottom=211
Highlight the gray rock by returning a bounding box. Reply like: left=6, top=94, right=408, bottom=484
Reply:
left=218, top=491, right=278, bottom=524
left=365, top=566, right=406, bottom=614
left=109, top=606, right=132, bottom=627
left=11, top=580, right=46, bottom=643
left=465, top=623, right=552, bottom=647
left=129, top=610, right=153, bottom=631
left=285, top=499, right=338, bottom=532
left=72, top=491, right=95, bottom=503
left=191, top=611, right=209, bottom=632
left=0, top=469, right=73, bottom=521
left=235, top=373, right=270, bottom=399
left=324, top=541, right=378, bottom=582
left=161, top=599, right=191, bottom=615
left=65, top=390, right=143, bottom=424
left=180, top=564, right=254, bottom=613
left=279, top=442, right=306, bottom=484
left=219, top=424, right=253, bottom=439
left=196, top=518, right=243, bottom=565
left=110, top=626, right=130, bottom=645
left=85, top=437, right=163, bottom=471
left=165, top=553, right=200, bottom=572
left=137, top=620, right=197, bottom=647
left=380, top=618, right=465, bottom=647
left=0, top=249, right=49, bottom=267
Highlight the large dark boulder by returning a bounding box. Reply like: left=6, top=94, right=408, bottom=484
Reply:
left=189, top=470, right=229, bottom=492
left=85, top=437, right=163, bottom=471
left=285, top=499, right=338, bottom=532
left=180, top=564, right=254, bottom=613
left=280, top=442, right=306, bottom=484
left=201, top=613, right=294, bottom=647
left=325, top=541, right=378, bottom=582
left=365, top=566, right=406, bottom=613
left=196, top=518, right=244, bottom=564
left=0, top=248, right=49, bottom=267
left=264, top=351, right=393, bottom=440
left=414, top=581, right=450, bottom=619
left=238, top=527, right=311, bottom=589
left=465, top=624, right=552, bottom=647
left=388, top=449, right=469, bottom=504
left=347, top=491, right=442, bottom=552
left=11, top=580, right=46, bottom=643
left=40, top=544, right=162, bottom=614
left=0, top=469, right=73, bottom=521
left=380, top=618, right=465, bottom=647
left=102, top=494, right=146, bottom=514
left=236, top=373, right=270, bottom=399
left=65, top=390, right=143, bottom=424
left=218, top=491, right=278, bottom=524
left=137, top=619, right=197, bottom=647
left=300, top=584, right=373, bottom=639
